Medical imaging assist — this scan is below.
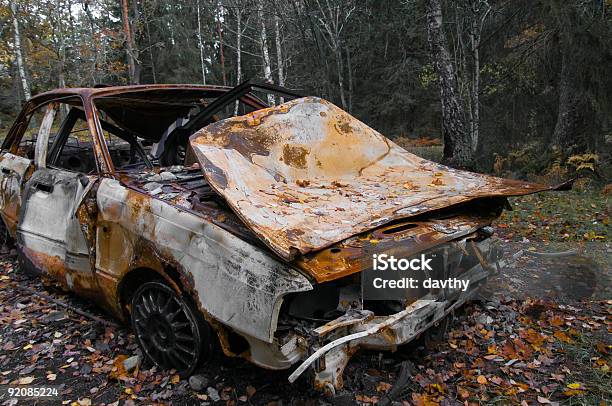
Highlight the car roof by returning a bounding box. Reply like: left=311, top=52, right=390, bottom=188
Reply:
left=28, top=84, right=234, bottom=106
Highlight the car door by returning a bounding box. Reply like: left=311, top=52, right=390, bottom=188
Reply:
left=0, top=110, right=36, bottom=237
left=16, top=101, right=99, bottom=296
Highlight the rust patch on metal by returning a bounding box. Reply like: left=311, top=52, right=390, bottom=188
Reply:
left=282, top=145, right=309, bottom=169
left=22, top=247, right=67, bottom=283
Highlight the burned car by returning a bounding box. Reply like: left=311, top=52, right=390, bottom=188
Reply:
left=0, top=83, right=565, bottom=392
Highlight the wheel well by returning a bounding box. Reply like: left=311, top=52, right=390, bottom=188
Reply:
left=118, top=268, right=167, bottom=317
left=119, top=264, right=189, bottom=306
left=120, top=266, right=231, bottom=356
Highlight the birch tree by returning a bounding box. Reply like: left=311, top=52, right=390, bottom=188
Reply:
left=274, top=12, right=284, bottom=103
left=467, top=1, right=491, bottom=153
left=10, top=0, right=31, bottom=101
left=425, top=0, right=472, bottom=167
left=234, top=7, right=242, bottom=114
left=216, top=0, right=227, bottom=85
left=452, top=0, right=492, bottom=154
left=53, top=0, right=69, bottom=117
left=196, top=0, right=206, bottom=84
left=257, top=0, right=275, bottom=105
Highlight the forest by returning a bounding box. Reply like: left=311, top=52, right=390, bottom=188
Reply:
left=1, top=0, right=611, bottom=176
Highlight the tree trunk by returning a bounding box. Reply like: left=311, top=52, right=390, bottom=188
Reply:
left=67, top=0, right=81, bottom=84
left=234, top=9, right=242, bottom=115
left=217, top=1, right=226, bottom=86
left=306, top=9, right=332, bottom=99
left=131, top=0, right=141, bottom=83
left=82, top=0, right=99, bottom=84
left=257, top=1, right=275, bottom=105
left=10, top=0, right=30, bottom=101
left=425, top=0, right=472, bottom=168
left=346, top=45, right=353, bottom=113
left=145, top=12, right=156, bottom=83
left=274, top=13, right=285, bottom=103
left=335, top=45, right=347, bottom=110
left=121, top=0, right=139, bottom=84
left=197, top=0, right=206, bottom=84
left=552, top=51, right=583, bottom=150
left=56, top=0, right=68, bottom=118
left=470, top=16, right=480, bottom=153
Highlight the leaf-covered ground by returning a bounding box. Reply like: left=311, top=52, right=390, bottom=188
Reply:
left=498, top=188, right=609, bottom=243
left=0, top=188, right=609, bottom=405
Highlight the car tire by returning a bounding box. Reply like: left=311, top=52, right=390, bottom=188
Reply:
left=130, top=281, right=212, bottom=376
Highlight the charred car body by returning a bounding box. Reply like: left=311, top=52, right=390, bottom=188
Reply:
left=0, top=83, right=564, bottom=392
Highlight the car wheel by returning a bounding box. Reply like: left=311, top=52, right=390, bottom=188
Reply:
left=131, top=281, right=211, bottom=376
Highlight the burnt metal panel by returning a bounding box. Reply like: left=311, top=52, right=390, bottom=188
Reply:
left=190, top=97, right=560, bottom=261
left=96, top=178, right=312, bottom=342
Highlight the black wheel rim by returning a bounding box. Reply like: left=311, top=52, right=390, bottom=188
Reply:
left=132, top=282, right=201, bottom=375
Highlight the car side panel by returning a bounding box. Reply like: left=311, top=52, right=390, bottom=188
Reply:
left=95, top=178, right=313, bottom=343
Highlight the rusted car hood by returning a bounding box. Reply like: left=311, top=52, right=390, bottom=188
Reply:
left=190, top=97, right=559, bottom=261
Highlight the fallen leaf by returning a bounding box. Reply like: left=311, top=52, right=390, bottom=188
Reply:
left=553, top=331, right=572, bottom=343
left=477, top=375, right=488, bottom=385
left=457, top=386, right=470, bottom=399
left=595, top=342, right=609, bottom=355
left=18, top=376, right=35, bottom=384
left=490, top=376, right=504, bottom=386
left=563, top=389, right=585, bottom=397
left=355, top=394, right=378, bottom=404
left=376, top=382, right=392, bottom=392
left=108, top=355, right=128, bottom=381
